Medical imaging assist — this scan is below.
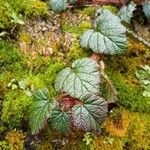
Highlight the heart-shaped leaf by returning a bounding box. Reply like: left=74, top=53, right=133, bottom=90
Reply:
left=72, top=94, right=108, bottom=132
left=80, top=10, right=127, bottom=55
left=50, top=107, right=71, bottom=133
left=143, top=0, right=150, bottom=20
left=49, top=0, right=68, bottom=13
left=55, top=58, right=100, bottom=99
left=29, top=88, right=54, bottom=134
left=118, top=1, right=136, bottom=23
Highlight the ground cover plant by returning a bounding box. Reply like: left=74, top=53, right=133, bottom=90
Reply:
left=0, top=0, right=150, bottom=149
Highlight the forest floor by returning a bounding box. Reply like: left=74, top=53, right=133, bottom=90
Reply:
left=0, top=4, right=150, bottom=150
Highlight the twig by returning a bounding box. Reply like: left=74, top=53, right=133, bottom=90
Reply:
left=11, top=24, right=17, bottom=34
left=126, top=28, right=150, bottom=48
left=99, top=61, right=118, bottom=102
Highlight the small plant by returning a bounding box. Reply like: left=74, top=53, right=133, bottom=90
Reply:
left=29, top=9, right=128, bottom=135
left=7, top=79, right=34, bottom=96
left=135, top=65, right=150, bottom=97
left=83, top=132, right=94, bottom=145
left=29, top=58, right=108, bottom=134
left=143, top=0, right=150, bottom=20
left=118, top=0, right=150, bottom=22
left=117, top=1, right=136, bottom=24
left=48, top=0, right=77, bottom=13
left=80, top=9, right=127, bottom=54
left=117, top=0, right=150, bottom=48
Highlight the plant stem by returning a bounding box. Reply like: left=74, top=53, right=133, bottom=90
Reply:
left=91, top=53, right=117, bottom=102
left=11, top=24, right=17, bottom=34
left=126, top=28, right=150, bottom=48
left=99, top=61, right=118, bottom=101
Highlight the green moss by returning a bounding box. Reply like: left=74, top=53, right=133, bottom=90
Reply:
left=1, top=90, right=32, bottom=128
left=127, top=113, right=150, bottom=150
left=0, top=2, right=13, bottom=29
left=0, top=141, right=10, bottom=150
left=40, top=60, right=65, bottom=97
left=0, top=0, right=48, bottom=29
left=75, top=7, right=96, bottom=17
left=61, top=20, right=92, bottom=37
left=62, top=140, right=89, bottom=150
left=19, top=32, right=31, bottom=46
left=90, top=109, right=150, bottom=150
left=67, top=41, right=91, bottom=62
left=22, top=0, right=48, bottom=17
left=0, top=42, right=27, bottom=75
left=37, top=142, right=54, bottom=150
left=101, top=5, right=119, bottom=14
left=105, top=69, right=150, bottom=112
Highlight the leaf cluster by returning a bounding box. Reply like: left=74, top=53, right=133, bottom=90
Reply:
left=29, top=58, right=108, bottom=134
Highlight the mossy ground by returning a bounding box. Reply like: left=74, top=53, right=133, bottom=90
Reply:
left=0, top=4, right=150, bottom=150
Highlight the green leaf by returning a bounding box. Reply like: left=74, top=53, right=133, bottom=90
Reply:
left=49, top=107, right=71, bottom=133
left=49, top=0, right=68, bottom=13
left=18, top=80, right=28, bottom=90
left=0, top=31, right=7, bottom=37
left=143, top=91, right=150, bottom=97
left=55, top=58, right=100, bottom=99
left=11, top=12, right=24, bottom=25
left=72, top=94, right=108, bottom=132
left=29, top=88, right=54, bottom=134
left=143, top=0, right=150, bottom=20
left=12, top=84, right=17, bottom=90
left=80, top=10, right=127, bottom=55
left=118, top=1, right=136, bottom=23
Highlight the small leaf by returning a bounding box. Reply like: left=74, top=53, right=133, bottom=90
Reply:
left=49, top=107, right=71, bottom=133
left=29, top=88, right=54, bottom=134
left=18, top=80, right=28, bottom=90
left=142, top=80, right=150, bottom=85
left=12, top=84, right=17, bottom=89
left=0, top=31, right=7, bottom=37
left=72, top=94, right=108, bottom=132
left=25, top=90, right=32, bottom=97
left=118, top=1, right=136, bottom=23
left=80, top=10, right=127, bottom=55
left=143, top=91, right=150, bottom=97
left=143, top=0, right=150, bottom=20
left=17, top=19, right=25, bottom=25
left=49, top=0, right=68, bottom=13
left=55, top=58, right=100, bottom=99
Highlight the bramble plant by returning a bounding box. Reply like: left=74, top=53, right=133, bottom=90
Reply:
left=116, top=0, right=150, bottom=48
left=118, top=0, right=150, bottom=23
left=135, top=65, right=150, bottom=97
left=28, top=0, right=150, bottom=136
left=29, top=58, right=108, bottom=134
left=29, top=8, right=128, bottom=135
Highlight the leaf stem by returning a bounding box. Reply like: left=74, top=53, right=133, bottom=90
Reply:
left=99, top=61, right=118, bottom=101
left=91, top=53, right=117, bottom=102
